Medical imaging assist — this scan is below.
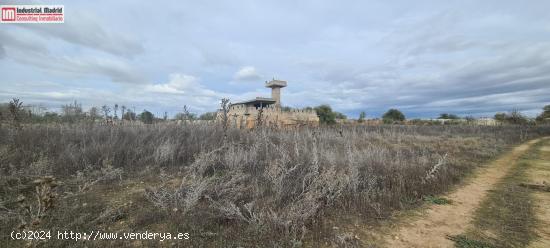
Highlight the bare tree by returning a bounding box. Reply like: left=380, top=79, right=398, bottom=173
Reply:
left=8, top=98, right=24, bottom=128
left=89, top=106, right=100, bottom=121
left=121, top=106, right=126, bottom=121
left=256, top=108, right=264, bottom=128
left=101, top=105, right=111, bottom=120
left=220, top=98, right=231, bottom=142
left=61, top=100, right=83, bottom=123
left=114, top=104, right=119, bottom=120
left=180, top=105, right=196, bottom=124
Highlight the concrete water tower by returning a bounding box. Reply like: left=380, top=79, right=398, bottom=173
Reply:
left=265, top=79, right=287, bottom=108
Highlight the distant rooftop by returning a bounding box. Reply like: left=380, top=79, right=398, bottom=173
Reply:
left=231, top=97, right=276, bottom=107
left=265, top=79, right=287, bottom=88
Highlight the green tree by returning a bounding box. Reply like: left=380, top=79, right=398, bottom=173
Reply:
left=382, top=109, right=405, bottom=124
left=139, top=110, right=154, bottom=124
left=438, top=113, right=459, bottom=119
left=358, top=111, right=366, bottom=123
left=314, top=105, right=337, bottom=125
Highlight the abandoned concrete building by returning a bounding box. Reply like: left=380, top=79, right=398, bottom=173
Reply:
left=219, top=79, right=319, bottom=128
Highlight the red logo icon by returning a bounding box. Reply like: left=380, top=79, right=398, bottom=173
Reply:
left=1, top=7, right=16, bottom=21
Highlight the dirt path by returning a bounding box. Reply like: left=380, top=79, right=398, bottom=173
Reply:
left=381, top=138, right=541, bottom=248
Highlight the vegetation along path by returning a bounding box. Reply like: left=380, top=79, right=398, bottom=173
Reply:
left=528, top=142, right=550, bottom=248
left=381, top=138, right=545, bottom=248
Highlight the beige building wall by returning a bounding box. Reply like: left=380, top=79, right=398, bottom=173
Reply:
left=217, top=105, right=319, bottom=128
left=271, top=87, right=281, bottom=107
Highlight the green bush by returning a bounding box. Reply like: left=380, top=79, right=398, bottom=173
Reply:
left=139, top=110, right=155, bottom=124
left=382, top=108, right=405, bottom=123
left=314, top=105, right=337, bottom=125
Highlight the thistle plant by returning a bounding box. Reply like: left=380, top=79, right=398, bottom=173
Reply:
left=16, top=176, right=60, bottom=230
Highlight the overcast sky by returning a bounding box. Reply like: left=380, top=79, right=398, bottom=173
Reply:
left=1, top=0, right=549, bottom=118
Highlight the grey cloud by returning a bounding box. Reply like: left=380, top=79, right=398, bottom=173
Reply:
left=0, top=30, right=145, bottom=84
left=293, top=38, right=550, bottom=117
left=0, top=29, right=46, bottom=55
left=2, top=1, right=550, bottom=117
left=19, top=11, right=143, bottom=58
left=305, top=11, right=550, bottom=116
left=13, top=51, right=145, bottom=84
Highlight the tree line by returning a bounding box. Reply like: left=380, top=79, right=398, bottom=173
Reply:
left=2, top=98, right=549, bottom=126
left=313, top=105, right=550, bottom=125
left=0, top=99, right=217, bottom=126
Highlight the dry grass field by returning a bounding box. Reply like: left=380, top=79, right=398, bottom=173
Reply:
left=1, top=123, right=549, bottom=247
